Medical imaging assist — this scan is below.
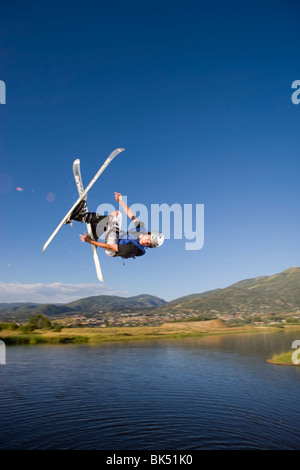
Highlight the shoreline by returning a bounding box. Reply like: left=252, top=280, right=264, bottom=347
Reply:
left=266, top=350, right=300, bottom=367
left=1, top=320, right=299, bottom=346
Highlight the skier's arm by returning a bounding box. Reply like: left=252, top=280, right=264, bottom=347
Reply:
left=114, top=192, right=137, bottom=222
left=114, top=192, right=145, bottom=230
left=79, top=233, right=118, bottom=253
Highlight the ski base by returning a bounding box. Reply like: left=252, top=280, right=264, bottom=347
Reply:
left=42, top=148, right=124, bottom=253
left=73, top=159, right=103, bottom=282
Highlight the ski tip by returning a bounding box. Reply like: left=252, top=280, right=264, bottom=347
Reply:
left=73, top=158, right=80, bottom=164
left=118, top=148, right=125, bottom=152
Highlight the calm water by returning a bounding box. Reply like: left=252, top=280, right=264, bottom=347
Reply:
left=0, top=330, right=300, bottom=449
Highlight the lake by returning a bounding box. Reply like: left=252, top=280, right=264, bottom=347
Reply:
left=0, top=330, right=300, bottom=449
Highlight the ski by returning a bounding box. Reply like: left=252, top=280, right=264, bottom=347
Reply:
left=73, top=158, right=103, bottom=282
left=42, top=148, right=125, bottom=253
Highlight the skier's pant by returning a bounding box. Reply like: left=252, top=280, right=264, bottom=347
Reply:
left=104, top=212, right=122, bottom=257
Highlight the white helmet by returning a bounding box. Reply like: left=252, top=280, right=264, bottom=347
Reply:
left=150, top=231, right=164, bottom=248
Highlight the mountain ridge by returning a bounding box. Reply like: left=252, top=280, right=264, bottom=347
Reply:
left=0, top=294, right=167, bottom=322
left=0, top=267, right=299, bottom=325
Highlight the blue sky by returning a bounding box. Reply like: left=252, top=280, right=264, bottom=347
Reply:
left=0, top=0, right=299, bottom=303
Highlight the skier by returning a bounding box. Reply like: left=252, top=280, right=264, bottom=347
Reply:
left=70, top=192, right=164, bottom=259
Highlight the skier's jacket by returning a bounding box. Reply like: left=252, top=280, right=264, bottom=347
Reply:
left=118, top=220, right=148, bottom=259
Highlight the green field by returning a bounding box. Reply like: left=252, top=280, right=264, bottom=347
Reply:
left=0, top=319, right=294, bottom=346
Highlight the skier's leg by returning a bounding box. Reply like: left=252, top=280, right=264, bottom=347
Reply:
left=68, top=203, right=120, bottom=244
left=84, top=212, right=119, bottom=241
left=104, top=211, right=122, bottom=257
left=68, top=203, right=107, bottom=240
left=85, top=213, right=108, bottom=240
left=66, top=199, right=88, bottom=223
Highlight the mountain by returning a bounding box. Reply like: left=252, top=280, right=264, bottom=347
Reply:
left=154, top=267, right=300, bottom=321
left=0, top=294, right=166, bottom=322
left=0, top=303, right=76, bottom=322
left=0, top=268, right=299, bottom=325
left=0, top=303, right=41, bottom=311
left=65, top=294, right=166, bottom=312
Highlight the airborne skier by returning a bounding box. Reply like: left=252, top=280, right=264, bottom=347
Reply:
left=70, top=191, right=164, bottom=259
left=43, top=149, right=164, bottom=282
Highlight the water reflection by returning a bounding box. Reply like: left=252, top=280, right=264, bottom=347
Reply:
left=137, top=328, right=300, bottom=359
left=1, top=330, right=300, bottom=450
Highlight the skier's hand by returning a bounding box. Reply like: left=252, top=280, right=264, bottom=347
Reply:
left=114, top=192, right=122, bottom=203
left=79, top=232, right=92, bottom=243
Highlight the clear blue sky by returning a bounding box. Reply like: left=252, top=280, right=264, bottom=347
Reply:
left=0, top=0, right=299, bottom=303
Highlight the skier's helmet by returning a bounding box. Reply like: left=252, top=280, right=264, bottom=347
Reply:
left=150, top=231, right=164, bottom=248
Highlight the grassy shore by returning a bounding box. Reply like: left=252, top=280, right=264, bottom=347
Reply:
left=266, top=351, right=300, bottom=367
left=0, top=319, right=294, bottom=346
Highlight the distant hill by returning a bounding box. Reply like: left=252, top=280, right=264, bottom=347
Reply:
left=0, top=303, right=41, bottom=310
left=65, top=294, right=166, bottom=312
left=0, top=294, right=166, bottom=322
left=0, top=303, right=76, bottom=322
left=154, top=267, right=300, bottom=321
left=0, top=267, right=299, bottom=324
